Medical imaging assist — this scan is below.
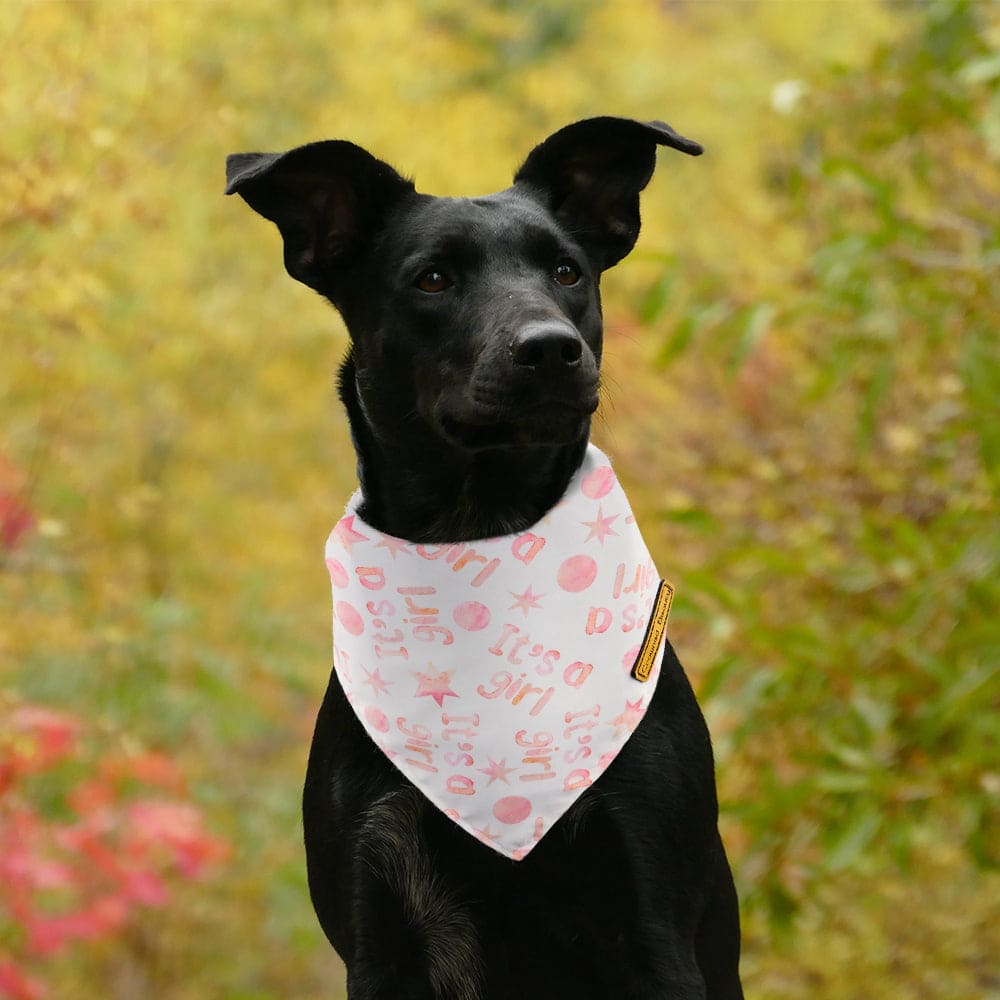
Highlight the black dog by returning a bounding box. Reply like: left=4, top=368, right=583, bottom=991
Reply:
left=227, top=117, right=742, bottom=1000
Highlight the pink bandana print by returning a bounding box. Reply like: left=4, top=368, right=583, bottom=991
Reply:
left=325, top=445, right=666, bottom=860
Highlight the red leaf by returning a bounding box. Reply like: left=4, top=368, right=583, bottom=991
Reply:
left=120, top=869, right=168, bottom=907
left=26, top=895, right=130, bottom=956
left=125, top=752, right=183, bottom=792
left=66, top=778, right=114, bottom=815
left=9, top=708, right=80, bottom=770
left=0, top=493, right=35, bottom=551
left=0, top=958, right=44, bottom=1000
left=124, top=800, right=228, bottom=877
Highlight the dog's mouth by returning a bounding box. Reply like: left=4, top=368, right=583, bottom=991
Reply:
left=436, top=395, right=598, bottom=451
left=439, top=414, right=518, bottom=450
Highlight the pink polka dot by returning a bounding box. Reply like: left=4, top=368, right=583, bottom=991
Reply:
left=493, top=795, right=532, bottom=825
left=453, top=601, right=491, bottom=631
left=325, top=557, right=348, bottom=588
left=335, top=600, right=364, bottom=635
left=364, top=705, right=389, bottom=733
left=557, top=554, right=598, bottom=592
left=581, top=465, right=615, bottom=499
left=622, top=644, right=641, bottom=673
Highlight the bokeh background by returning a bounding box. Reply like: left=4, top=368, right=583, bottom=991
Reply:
left=2, top=1, right=998, bottom=997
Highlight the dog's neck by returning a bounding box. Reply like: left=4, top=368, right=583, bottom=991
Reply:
left=338, top=356, right=589, bottom=543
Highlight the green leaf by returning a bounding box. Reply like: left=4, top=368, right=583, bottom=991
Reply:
left=825, top=808, right=882, bottom=871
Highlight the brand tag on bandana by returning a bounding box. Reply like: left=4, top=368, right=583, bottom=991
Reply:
left=325, top=444, right=670, bottom=860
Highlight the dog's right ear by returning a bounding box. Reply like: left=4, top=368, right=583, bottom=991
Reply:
left=225, top=141, right=414, bottom=294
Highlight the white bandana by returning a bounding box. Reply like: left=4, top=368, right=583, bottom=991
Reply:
left=324, top=444, right=672, bottom=860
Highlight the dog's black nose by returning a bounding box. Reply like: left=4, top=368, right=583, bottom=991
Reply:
left=510, top=323, right=583, bottom=371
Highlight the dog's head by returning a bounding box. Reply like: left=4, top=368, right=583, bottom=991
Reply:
left=226, top=117, right=701, bottom=454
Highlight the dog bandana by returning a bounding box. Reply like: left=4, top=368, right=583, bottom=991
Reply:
left=324, top=444, right=673, bottom=860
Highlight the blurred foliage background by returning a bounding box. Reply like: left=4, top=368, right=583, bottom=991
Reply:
left=2, top=1, right=998, bottom=997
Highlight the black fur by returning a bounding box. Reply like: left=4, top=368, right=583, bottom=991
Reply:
left=227, top=116, right=742, bottom=999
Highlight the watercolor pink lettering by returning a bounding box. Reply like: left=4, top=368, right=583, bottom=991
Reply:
left=562, top=704, right=601, bottom=765
left=564, top=704, right=601, bottom=725
left=564, top=768, right=592, bottom=791
left=396, top=718, right=432, bottom=740
left=397, top=717, right=438, bottom=773
left=515, top=681, right=549, bottom=708
left=413, top=624, right=455, bottom=645
left=477, top=671, right=555, bottom=717
left=371, top=604, right=408, bottom=660
left=355, top=566, right=386, bottom=590
left=515, top=729, right=558, bottom=781
left=489, top=624, right=520, bottom=657
left=403, top=607, right=437, bottom=623
left=488, top=623, right=560, bottom=674
left=372, top=586, right=457, bottom=647
left=585, top=606, right=612, bottom=635
left=612, top=561, right=656, bottom=600
left=451, top=546, right=501, bottom=587
left=441, top=711, right=480, bottom=742
left=511, top=532, right=546, bottom=565
left=439, top=707, right=479, bottom=787
left=478, top=671, right=512, bottom=699
left=414, top=544, right=453, bottom=561
left=564, top=716, right=600, bottom=738
left=623, top=594, right=656, bottom=633
left=374, top=643, right=408, bottom=659
left=538, top=649, right=560, bottom=675
left=562, top=660, right=593, bottom=688
left=503, top=674, right=526, bottom=701
left=507, top=633, right=532, bottom=664
left=400, top=586, right=436, bottom=609
left=444, top=748, right=474, bottom=768
left=446, top=774, right=475, bottom=796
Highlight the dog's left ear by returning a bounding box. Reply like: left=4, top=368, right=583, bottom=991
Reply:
left=513, top=116, right=702, bottom=272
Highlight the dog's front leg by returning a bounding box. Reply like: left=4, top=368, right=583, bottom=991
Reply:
left=344, top=868, right=482, bottom=1000
left=346, top=787, right=484, bottom=1000
left=344, top=867, right=437, bottom=1000
left=591, top=926, right=709, bottom=1000
left=346, top=965, right=432, bottom=1000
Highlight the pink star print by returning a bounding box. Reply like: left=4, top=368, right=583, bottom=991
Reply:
left=361, top=667, right=392, bottom=698
left=478, top=757, right=518, bottom=785
left=473, top=824, right=501, bottom=843
left=509, top=585, right=544, bottom=617
left=611, top=697, right=645, bottom=738
left=333, top=515, right=369, bottom=553
left=376, top=535, right=409, bottom=558
left=412, top=668, right=458, bottom=707
left=582, top=505, right=619, bottom=545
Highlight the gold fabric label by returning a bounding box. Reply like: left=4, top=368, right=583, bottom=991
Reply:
left=630, top=579, right=674, bottom=683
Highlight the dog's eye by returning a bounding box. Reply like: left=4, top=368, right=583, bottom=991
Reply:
left=554, top=261, right=581, bottom=286
left=415, top=270, right=452, bottom=294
